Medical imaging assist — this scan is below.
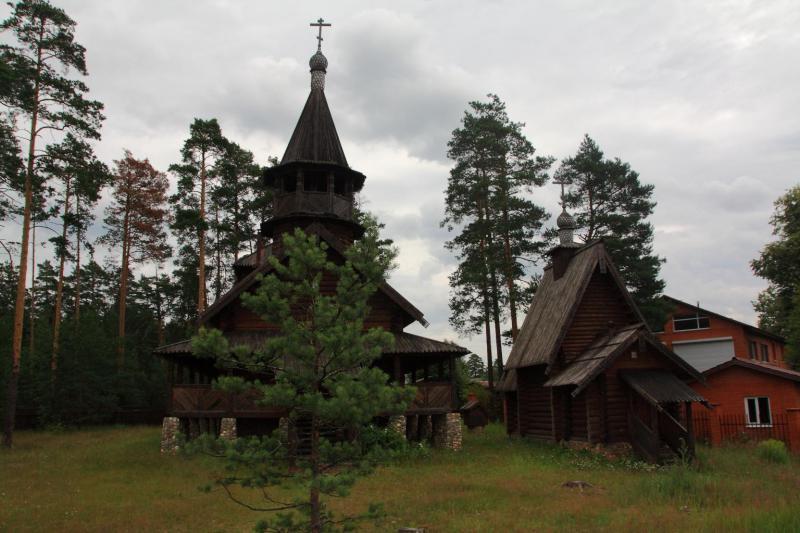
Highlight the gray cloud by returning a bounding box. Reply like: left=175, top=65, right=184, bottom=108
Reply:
left=2, top=0, right=798, bottom=359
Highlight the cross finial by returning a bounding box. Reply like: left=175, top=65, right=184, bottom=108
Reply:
left=553, top=176, right=569, bottom=209
left=310, top=17, right=331, bottom=51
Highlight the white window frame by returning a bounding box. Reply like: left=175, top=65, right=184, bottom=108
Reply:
left=672, top=315, right=710, bottom=332
left=744, top=396, right=772, bottom=427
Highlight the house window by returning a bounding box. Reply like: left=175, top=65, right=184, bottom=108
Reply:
left=672, top=314, right=710, bottom=331
left=745, top=397, right=772, bottom=427
left=749, top=341, right=757, bottom=359
left=761, top=344, right=769, bottom=362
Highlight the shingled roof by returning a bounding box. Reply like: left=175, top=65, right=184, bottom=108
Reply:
left=154, top=330, right=466, bottom=358
left=543, top=324, right=703, bottom=395
left=505, top=241, right=646, bottom=372
left=281, top=88, right=348, bottom=167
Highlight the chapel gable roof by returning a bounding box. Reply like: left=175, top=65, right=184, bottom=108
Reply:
left=504, top=240, right=646, bottom=372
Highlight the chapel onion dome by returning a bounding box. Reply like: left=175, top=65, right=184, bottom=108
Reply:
left=309, top=50, right=328, bottom=72
left=309, top=50, right=328, bottom=90
left=557, top=207, right=578, bottom=246
left=557, top=208, right=577, bottom=231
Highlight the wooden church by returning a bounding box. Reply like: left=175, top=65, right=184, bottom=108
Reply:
left=155, top=30, right=467, bottom=451
left=499, top=201, right=708, bottom=462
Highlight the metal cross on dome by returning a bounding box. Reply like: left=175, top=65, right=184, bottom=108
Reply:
left=310, top=18, right=331, bottom=51
left=553, top=176, right=569, bottom=209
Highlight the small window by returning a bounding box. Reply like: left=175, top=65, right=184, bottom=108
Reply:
left=672, top=314, right=710, bottom=331
left=749, top=341, right=757, bottom=359
left=745, top=397, right=772, bottom=426
left=761, top=344, right=769, bottom=362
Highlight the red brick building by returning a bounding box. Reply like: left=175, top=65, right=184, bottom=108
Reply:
left=656, top=296, right=800, bottom=451
left=657, top=296, right=787, bottom=371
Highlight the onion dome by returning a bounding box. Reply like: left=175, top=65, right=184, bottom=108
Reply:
left=309, top=50, right=327, bottom=91
left=557, top=208, right=577, bottom=245
left=309, top=50, right=328, bottom=72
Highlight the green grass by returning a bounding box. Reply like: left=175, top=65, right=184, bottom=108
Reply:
left=2, top=424, right=799, bottom=532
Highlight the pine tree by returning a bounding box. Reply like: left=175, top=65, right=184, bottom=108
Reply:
left=557, top=135, right=666, bottom=328
left=464, top=353, right=486, bottom=379
left=208, top=141, right=264, bottom=297
left=170, top=119, right=227, bottom=313
left=40, top=134, right=108, bottom=375
left=100, top=151, right=169, bottom=369
left=443, top=94, right=552, bottom=390
left=191, top=228, right=414, bottom=532
left=752, top=185, right=800, bottom=366
left=1, top=0, right=104, bottom=447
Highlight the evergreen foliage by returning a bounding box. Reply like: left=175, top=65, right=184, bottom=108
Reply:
left=443, top=94, right=552, bottom=390
left=556, top=135, right=667, bottom=329
left=752, top=185, right=800, bottom=366
left=190, top=228, right=415, bottom=532
left=1, top=0, right=104, bottom=446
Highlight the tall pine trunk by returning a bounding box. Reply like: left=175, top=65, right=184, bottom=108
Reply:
left=117, top=200, right=131, bottom=370
left=477, top=201, right=494, bottom=392
left=500, top=197, right=519, bottom=340
left=197, top=156, right=207, bottom=313
left=74, top=195, right=82, bottom=321
left=51, top=179, right=71, bottom=375
left=29, top=218, right=36, bottom=357
left=214, top=205, right=222, bottom=301
left=4, top=22, right=43, bottom=447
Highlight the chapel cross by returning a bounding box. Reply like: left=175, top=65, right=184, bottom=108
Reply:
left=310, top=18, right=332, bottom=51
left=553, top=176, right=569, bottom=209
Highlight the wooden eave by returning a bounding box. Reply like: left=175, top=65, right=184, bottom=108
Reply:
left=198, top=222, right=426, bottom=328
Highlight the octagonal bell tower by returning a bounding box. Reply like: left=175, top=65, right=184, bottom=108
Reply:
left=262, top=25, right=365, bottom=248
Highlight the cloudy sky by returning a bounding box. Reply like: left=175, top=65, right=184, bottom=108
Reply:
left=3, top=0, right=799, bottom=357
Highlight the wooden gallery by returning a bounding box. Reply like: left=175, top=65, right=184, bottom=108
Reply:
left=155, top=43, right=468, bottom=452
left=499, top=207, right=709, bottom=462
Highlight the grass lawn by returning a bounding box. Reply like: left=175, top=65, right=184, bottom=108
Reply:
left=2, top=423, right=799, bottom=532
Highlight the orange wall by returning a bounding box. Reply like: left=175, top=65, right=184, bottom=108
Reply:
left=692, top=366, right=800, bottom=417
left=657, top=302, right=787, bottom=368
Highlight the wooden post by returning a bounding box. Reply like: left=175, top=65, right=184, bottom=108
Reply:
left=393, top=354, right=403, bottom=385
left=327, top=172, right=334, bottom=211
left=685, top=402, right=695, bottom=456
left=448, top=355, right=457, bottom=410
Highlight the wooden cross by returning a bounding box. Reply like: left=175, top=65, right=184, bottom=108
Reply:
left=310, top=18, right=331, bottom=51
left=553, top=176, right=569, bottom=208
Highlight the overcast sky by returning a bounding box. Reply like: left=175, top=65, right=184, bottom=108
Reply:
left=3, top=0, right=799, bottom=357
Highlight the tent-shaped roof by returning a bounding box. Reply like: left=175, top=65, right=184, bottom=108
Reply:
left=505, top=241, right=646, bottom=371
left=281, top=88, right=348, bottom=167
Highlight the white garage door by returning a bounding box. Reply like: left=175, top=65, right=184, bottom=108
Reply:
left=672, top=338, right=735, bottom=372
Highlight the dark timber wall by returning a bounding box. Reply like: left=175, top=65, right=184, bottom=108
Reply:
left=517, top=366, right=552, bottom=439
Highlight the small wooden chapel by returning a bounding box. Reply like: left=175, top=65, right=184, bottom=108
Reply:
left=155, top=25, right=467, bottom=451
left=499, top=194, right=708, bottom=462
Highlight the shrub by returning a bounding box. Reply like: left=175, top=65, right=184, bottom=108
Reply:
left=757, top=439, right=790, bottom=464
